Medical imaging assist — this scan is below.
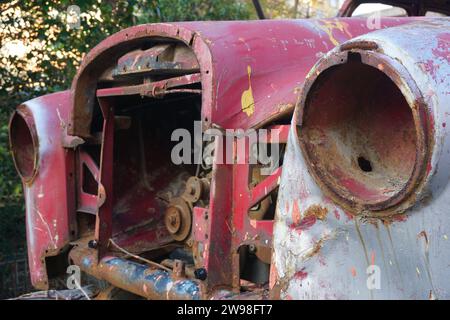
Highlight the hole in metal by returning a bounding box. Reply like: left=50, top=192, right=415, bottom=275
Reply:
left=357, top=156, right=372, bottom=172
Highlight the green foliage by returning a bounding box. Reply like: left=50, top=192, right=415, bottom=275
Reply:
left=0, top=0, right=251, bottom=256
left=259, top=0, right=339, bottom=18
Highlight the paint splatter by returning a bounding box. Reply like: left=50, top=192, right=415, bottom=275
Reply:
left=294, top=269, right=308, bottom=281
left=291, top=200, right=301, bottom=225
left=334, top=209, right=341, bottom=220
left=317, top=20, right=352, bottom=46
left=241, top=65, right=255, bottom=116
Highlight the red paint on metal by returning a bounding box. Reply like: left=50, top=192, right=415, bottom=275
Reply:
left=291, top=200, right=301, bottom=225
left=432, top=33, right=450, bottom=63
left=70, top=19, right=416, bottom=138
left=392, top=214, right=408, bottom=223
left=77, top=151, right=99, bottom=214
left=95, top=98, right=115, bottom=257
left=193, top=207, right=208, bottom=242
left=292, top=215, right=317, bottom=233
left=334, top=209, right=341, bottom=220
left=13, top=91, right=76, bottom=289
left=294, top=270, right=308, bottom=281
left=16, top=17, right=428, bottom=297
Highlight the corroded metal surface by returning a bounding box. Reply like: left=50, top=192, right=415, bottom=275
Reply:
left=9, top=91, right=76, bottom=290
left=69, top=244, right=202, bottom=300
left=272, top=19, right=450, bottom=299
left=69, top=18, right=417, bottom=138
left=11, top=16, right=446, bottom=299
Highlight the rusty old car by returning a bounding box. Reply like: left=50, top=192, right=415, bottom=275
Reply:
left=8, top=1, right=450, bottom=299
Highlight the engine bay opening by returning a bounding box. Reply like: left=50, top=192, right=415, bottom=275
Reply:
left=74, top=39, right=206, bottom=273
left=109, top=92, right=202, bottom=250
left=69, top=36, right=290, bottom=297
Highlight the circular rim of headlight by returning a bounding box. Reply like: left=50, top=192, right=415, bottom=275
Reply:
left=9, top=106, right=39, bottom=184
left=295, top=48, right=431, bottom=216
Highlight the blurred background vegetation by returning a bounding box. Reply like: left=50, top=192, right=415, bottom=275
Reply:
left=0, top=0, right=341, bottom=296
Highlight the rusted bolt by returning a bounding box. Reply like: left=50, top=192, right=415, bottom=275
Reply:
left=165, top=206, right=182, bottom=234
left=88, top=239, right=98, bottom=249
left=173, top=259, right=186, bottom=279
left=194, top=268, right=207, bottom=280
left=183, top=176, right=206, bottom=203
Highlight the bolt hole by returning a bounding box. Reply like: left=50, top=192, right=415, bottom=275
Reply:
left=357, top=156, right=372, bottom=172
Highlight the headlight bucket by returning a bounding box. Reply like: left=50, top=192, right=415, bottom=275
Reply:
left=9, top=106, right=39, bottom=183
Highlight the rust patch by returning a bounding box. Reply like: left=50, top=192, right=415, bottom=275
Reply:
left=303, top=238, right=326, bottom=260
left=303, top=204, right=328, bottom=220
left=340, top=40, right=378, bottom=52
left=291, top=205, right=328, bottom=233
left=380, top=213, right=408, bottom=226
left=417, top=230, right=429, bottom=246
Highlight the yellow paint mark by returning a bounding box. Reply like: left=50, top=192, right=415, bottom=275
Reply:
left=241, top=65, right=255, bottom=116
left=317, top=20, right=352, bottom=47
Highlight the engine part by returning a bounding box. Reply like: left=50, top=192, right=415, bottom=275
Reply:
left=182, top=176, right=210, bottom=203
left=164, top=197, right=192, bottom=241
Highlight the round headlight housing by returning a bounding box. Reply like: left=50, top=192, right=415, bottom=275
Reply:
left=9, top=107, right=38, bottom=183
left=296, top=51, right=429, bottom=215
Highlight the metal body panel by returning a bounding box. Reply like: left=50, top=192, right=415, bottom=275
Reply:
left=69, top=18, right=417, bottom=137
left=272, top=19, right=450, bottom=299
left=13, top=91, right=76, bottom=289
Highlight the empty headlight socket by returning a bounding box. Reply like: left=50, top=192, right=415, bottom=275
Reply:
left=295, top=44, right=431, bottom=217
